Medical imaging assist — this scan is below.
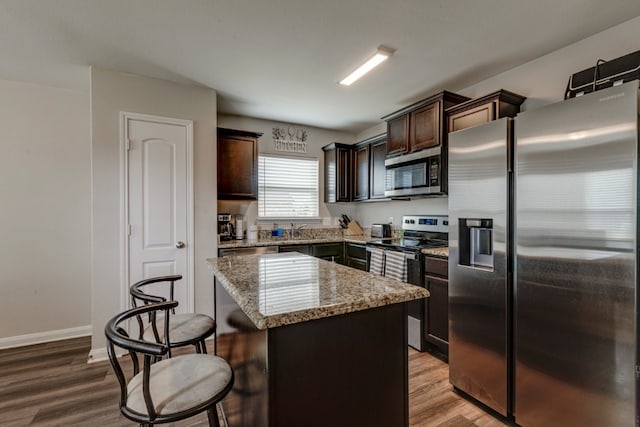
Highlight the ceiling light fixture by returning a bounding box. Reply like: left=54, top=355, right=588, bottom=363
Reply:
left=339, top=46, right=395, bottom=86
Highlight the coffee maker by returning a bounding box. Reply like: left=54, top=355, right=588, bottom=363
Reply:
left=218, top=213, right=235, bottom=241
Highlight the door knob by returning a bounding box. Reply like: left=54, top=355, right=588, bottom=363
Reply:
left=176, top=241, right=186, bottom=249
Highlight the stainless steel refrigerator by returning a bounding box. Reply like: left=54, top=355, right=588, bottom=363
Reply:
left=448, top=81, right=638, bottom=426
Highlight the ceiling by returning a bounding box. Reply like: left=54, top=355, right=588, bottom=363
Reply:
left=2, top=0, right=640, bottom=133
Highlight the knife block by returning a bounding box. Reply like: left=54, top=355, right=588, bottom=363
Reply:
left=344, top=220, right=364, bottom=236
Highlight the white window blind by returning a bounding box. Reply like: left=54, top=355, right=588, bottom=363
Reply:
left=258, top=155, right=319, bottom=218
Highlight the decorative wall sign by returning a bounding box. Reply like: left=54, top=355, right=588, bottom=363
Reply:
left=272, top=126, right=308, bottom=153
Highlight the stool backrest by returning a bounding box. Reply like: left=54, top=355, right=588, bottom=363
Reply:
left=130, top=274, right=183, bottom=307
left=104, top=301, right=176, bottom=420
left=129, top=275, right=182, bottom=342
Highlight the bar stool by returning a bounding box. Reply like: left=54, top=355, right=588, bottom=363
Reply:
left=130, top=275, right=217, bottom=356
left=105, top=301, right=234, bottom=426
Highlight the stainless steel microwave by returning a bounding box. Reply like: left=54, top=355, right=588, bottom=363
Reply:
left=384, top=147, right=441, bottom=197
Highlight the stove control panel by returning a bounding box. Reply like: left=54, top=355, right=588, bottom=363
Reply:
left=401, top=215, right=449, bottom=233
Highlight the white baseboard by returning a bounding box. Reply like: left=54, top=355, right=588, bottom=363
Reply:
left=0, top=325, right=92, bottom=350
left=88, top=346, right=111, bottom=364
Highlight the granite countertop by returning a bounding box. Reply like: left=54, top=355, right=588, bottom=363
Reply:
left=218, top=235, right=370, bottom=249
left=219, top=236, right=343, bottom=248
left=208, top=252, right=429, bottom=330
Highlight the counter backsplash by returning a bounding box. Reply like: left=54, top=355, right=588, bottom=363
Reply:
left=258, top=226, right=343, bottom=241
left=254, top=226, right=401, bottom=242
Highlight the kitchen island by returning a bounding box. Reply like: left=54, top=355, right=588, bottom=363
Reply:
left=208, top=252, right=429, bottom=427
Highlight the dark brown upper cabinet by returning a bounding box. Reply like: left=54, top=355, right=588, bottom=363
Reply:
left=351, top=133, right=388, bottom=202
left=386, top=115, right=409, bottom=156
left=446, top=89, right=526, bottom=133
left=410, top=102, right=439, bottom=151
left=352, top=143, right=370, bottom=201
left=369, top=135, right=387, bottom=200
left=217, top=128, right=262, bottom=200
left=322, top=142, right=352, bottom=203
left=382, top=91, right=469, bottom=157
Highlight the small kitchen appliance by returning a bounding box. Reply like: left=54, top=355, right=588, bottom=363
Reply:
left=371, top=223, right=392, bottom=238
left=217, top=213, right=235, bottom=241
left=235, top=214, right=244, bottom=240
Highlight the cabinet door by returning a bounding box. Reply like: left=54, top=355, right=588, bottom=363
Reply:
left=424, top=274, right=449, bottom=354
left=448, top=102, right=496, bottom=133
left=386, top=115, right=409, bottom=156
left=369, top=139, right=387, bottom=199
left=324, top=145, right=351, bottom=203
left=324, top=148, right=338, bottom=203
left=336, top=147, right=351, bottom=202
left=353, top=145, right=370, bottom=201
left=312, top=242, right=344, bottom=263
left=410, top=101, right=440, bottom=151
left=218, top=134, right=258, bottom=199
left=345, top=243, right=366, bottom=260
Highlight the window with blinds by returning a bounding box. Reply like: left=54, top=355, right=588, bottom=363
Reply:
left=258, top=155, right=319, bottom=218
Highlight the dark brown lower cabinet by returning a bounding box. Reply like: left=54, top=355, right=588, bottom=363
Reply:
left=279, top=245, right=311, bottom=255
left=345, top=242, right=367, bottom=271
left=312, top=242, right=343, bottom=264
left=217, top=301, right=409, bottom=427
left=424, top=256, right=449, bottom=356
left=278, top=242, right=343, bottom=263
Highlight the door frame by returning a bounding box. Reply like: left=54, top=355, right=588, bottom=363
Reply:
left=119, top=111, right=195, bottom=312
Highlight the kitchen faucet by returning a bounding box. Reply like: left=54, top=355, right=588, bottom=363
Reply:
left=290, top=223, right=307, bottom=238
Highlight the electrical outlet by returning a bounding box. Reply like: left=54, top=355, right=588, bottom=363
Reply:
left=388, top=216, right=394, bottom=225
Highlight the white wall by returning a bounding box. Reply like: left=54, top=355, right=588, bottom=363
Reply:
left=90, top=68, right=218, bottom=356
left=352, top=16, right=640, bottom=227
left=0, top=79, right=91, bottom=343
left=217, top=114, right=356, bottom=228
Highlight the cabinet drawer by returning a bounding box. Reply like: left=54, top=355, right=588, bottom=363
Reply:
left=347, top=258, right=368, bottom=271
left=425, top=256, right=448, bottom=278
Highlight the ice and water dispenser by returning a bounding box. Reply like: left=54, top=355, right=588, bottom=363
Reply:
left=458, top=219, right=494, bottom=270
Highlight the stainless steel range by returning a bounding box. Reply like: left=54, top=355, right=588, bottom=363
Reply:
left=366, top=215, right=448, bottom=351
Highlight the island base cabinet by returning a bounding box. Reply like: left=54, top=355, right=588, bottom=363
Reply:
left=219, top=304, right=409, bottom=427
left=270, top=303, right=408, bottom=427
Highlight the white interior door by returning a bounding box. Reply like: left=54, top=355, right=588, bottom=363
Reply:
left=125, top=114, right=193, bottom=313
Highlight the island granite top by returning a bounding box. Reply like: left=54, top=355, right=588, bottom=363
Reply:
left=208, top=252, right=429, bottom=330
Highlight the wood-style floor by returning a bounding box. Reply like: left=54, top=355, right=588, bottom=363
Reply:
left=0, top=336, right=508, bottom=427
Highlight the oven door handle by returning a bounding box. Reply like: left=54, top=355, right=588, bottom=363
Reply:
left=365, top=247, right=418, bottom=260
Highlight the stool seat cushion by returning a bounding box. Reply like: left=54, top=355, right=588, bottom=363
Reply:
left=143, top=313, right=216, bottom=345
left=127, top=354, right=232, bottom=416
